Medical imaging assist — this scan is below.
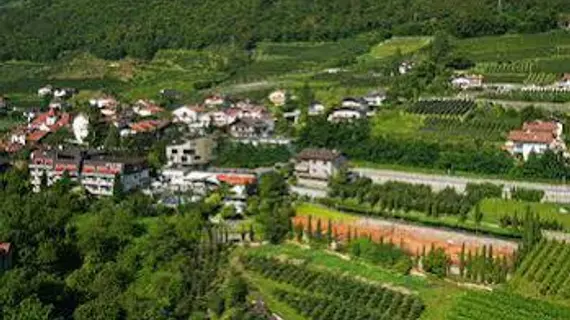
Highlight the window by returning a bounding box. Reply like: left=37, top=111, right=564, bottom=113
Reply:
left=183, top=149, right=195, bottom=155
left=195, top=156, right=201, bottom=161
left=171, top=149, right=178, bottom=154
left=181, top=156, right=188, bottom=163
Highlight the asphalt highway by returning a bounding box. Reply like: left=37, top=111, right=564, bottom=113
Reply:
left=354, top=168, right=570, bottom=204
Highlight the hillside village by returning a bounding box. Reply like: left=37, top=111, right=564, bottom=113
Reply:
left=5, top=18, right=570, bottom=319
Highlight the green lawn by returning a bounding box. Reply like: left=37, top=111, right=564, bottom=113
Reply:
left=366, top=36, right=432, bottom=60
left=478, top=198, right=570, bottom=230
left=295, top=202, right=358, bottom=223
left=370, top=110, right=424, bottom=138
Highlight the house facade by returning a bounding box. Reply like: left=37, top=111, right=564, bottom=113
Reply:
left=294, top=148, right=346, bottom=181
left=166, top=137, right=216, bottom=167
left=505, top=121, right=566, bottom=160
left=29, top=150, right=149, bottom=196
left=327, top=108, right=365, bottom=123
left=451, top=74, right=484, bottom=89
left=229, top=118, right=273, bottom=139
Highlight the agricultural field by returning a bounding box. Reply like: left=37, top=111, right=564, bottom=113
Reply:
left=446, top=290, right=570, bottom=320
left=239, top=244, right=570, bottom=320
left=295, top=203, right=358, bottom=223
left=483, top=90, right=570, bottom=103
left=240, top=254, right=425, bottom=320
left=456, top=32, right=570, bottom=91
left=372, top=100, right=518, bottom=143
left=407, top=99, right=476, bottom=116
left=454, top=31, right=570, bottom=63
left=511, top=240, right=570, bottom=301
left=478, top=198, right=570, bottom=231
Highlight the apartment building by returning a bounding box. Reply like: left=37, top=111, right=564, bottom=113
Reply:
left=29, top=149, right=149, bottom=196
left=166, top=137, right=216, bottom=168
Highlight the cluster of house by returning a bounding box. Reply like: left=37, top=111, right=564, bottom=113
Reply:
left=172, top=98, right=275, bottom=139
left=504, top=120, right=567, bottom=160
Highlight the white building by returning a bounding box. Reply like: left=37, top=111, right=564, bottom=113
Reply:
left=327, top=108, right=365, bottom=123
left=505, top=121, right=565, bottom=160
left=363, top=91, right=387, bottom=107
left=294, top=148, right=346, bottom=181
left=269, top=89, right=287, bottom=106
left=72, top=113, right=90, bottom=144
left=451, top=74, right=484, bottom=89
left=309, top=102, right=326, bottom=116
left=166, top=137, right=216, bottom=167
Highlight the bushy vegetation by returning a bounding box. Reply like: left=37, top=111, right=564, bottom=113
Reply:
left=0, top=0, right=568, bottom=62
left=0, top=167, right=237, bottom=319
left=214, top=140, right=292, bottom=169
left=241, top=255, right=425, bottom=320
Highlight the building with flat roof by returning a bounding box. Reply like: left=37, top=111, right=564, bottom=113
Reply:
left=166, top=137, right=216, bottom=168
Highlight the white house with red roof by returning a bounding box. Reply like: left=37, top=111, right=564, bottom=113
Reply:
left=204, top=94, right=226, bottom=107
left=505, top=120, right=566, bottom=160
left=133, top=100, right=165, bottom=117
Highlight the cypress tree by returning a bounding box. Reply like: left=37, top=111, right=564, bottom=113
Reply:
left=315, top=218, right=323, bottom=241
left=326, top=219, right=333, bottom=243
left=487, top=245, right=494, bottom=283
left=480, top=245, right=487, bottom=283
left=466, top=250, right=473, bottom=280
left=307, top=215, right=313, bottom=240
left=459, top=243, right=466, bottom=277
left=249, top=224, right=255, bottom=242
left=347, top=226, right=352, bottom=243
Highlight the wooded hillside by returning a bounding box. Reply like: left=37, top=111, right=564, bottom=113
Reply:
left=0, top=0, right=568, bottom=61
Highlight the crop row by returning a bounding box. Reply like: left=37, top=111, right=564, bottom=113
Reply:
left=524, top=73, right=558, bottom=86
left=514, top=240, right=570, bottom=298
left=447, top=290, right=570, bottom=320
left=407, top=100, right=476, bottom=116
left=241, top=255, right=424, bottom=320
left=484, top=90, right=570, bottom=103
left=421, top=116, right=515, bottom=141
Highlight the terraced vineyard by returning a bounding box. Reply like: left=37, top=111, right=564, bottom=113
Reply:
left=523, top=73, right=558, bottom=86
left=484, top=90, right=570, bottom=103
left=447, top=290, right=570, bottom=320
left=241, top=255, right=425, bottom=320
left=421, top=116, right=518, bottom=141
left=407, top=99, right=476, bottom=116
left=512, top=240, right=570, bottom=298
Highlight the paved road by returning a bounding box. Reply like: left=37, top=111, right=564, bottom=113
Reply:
left=290, top=186, right=327, bottom=199
left=355, top=168, right=570, bottom=203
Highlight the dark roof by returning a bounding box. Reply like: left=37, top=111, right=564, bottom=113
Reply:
left=296, top=148, right=341, bottom=161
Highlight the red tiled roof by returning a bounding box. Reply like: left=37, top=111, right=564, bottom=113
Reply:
left=508, top=130, right=555, bottom=144
left=523, top=121, right=558, bottom=133
left=129, top=119, right=170, bottom=133
left=27, top=130, right=49, bottom=142
left=217, top=174, right=256, bottom=185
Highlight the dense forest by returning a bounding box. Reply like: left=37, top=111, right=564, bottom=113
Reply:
left=0, top=0, right=569, bottom=61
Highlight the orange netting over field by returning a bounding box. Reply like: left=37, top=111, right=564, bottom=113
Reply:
left=292, top=216, right=518, bottom=264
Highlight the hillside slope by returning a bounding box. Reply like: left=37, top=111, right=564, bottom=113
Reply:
left=0, top=0, right=568, bottom=61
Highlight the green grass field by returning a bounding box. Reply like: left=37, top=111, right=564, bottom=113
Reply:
left=295, top=202, right=358, bottom=223
left=478, top=198, right=570, bottom=230
left=366, top=36, right=432, bottom=60
left=371, top=110, right=424, bottom=138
